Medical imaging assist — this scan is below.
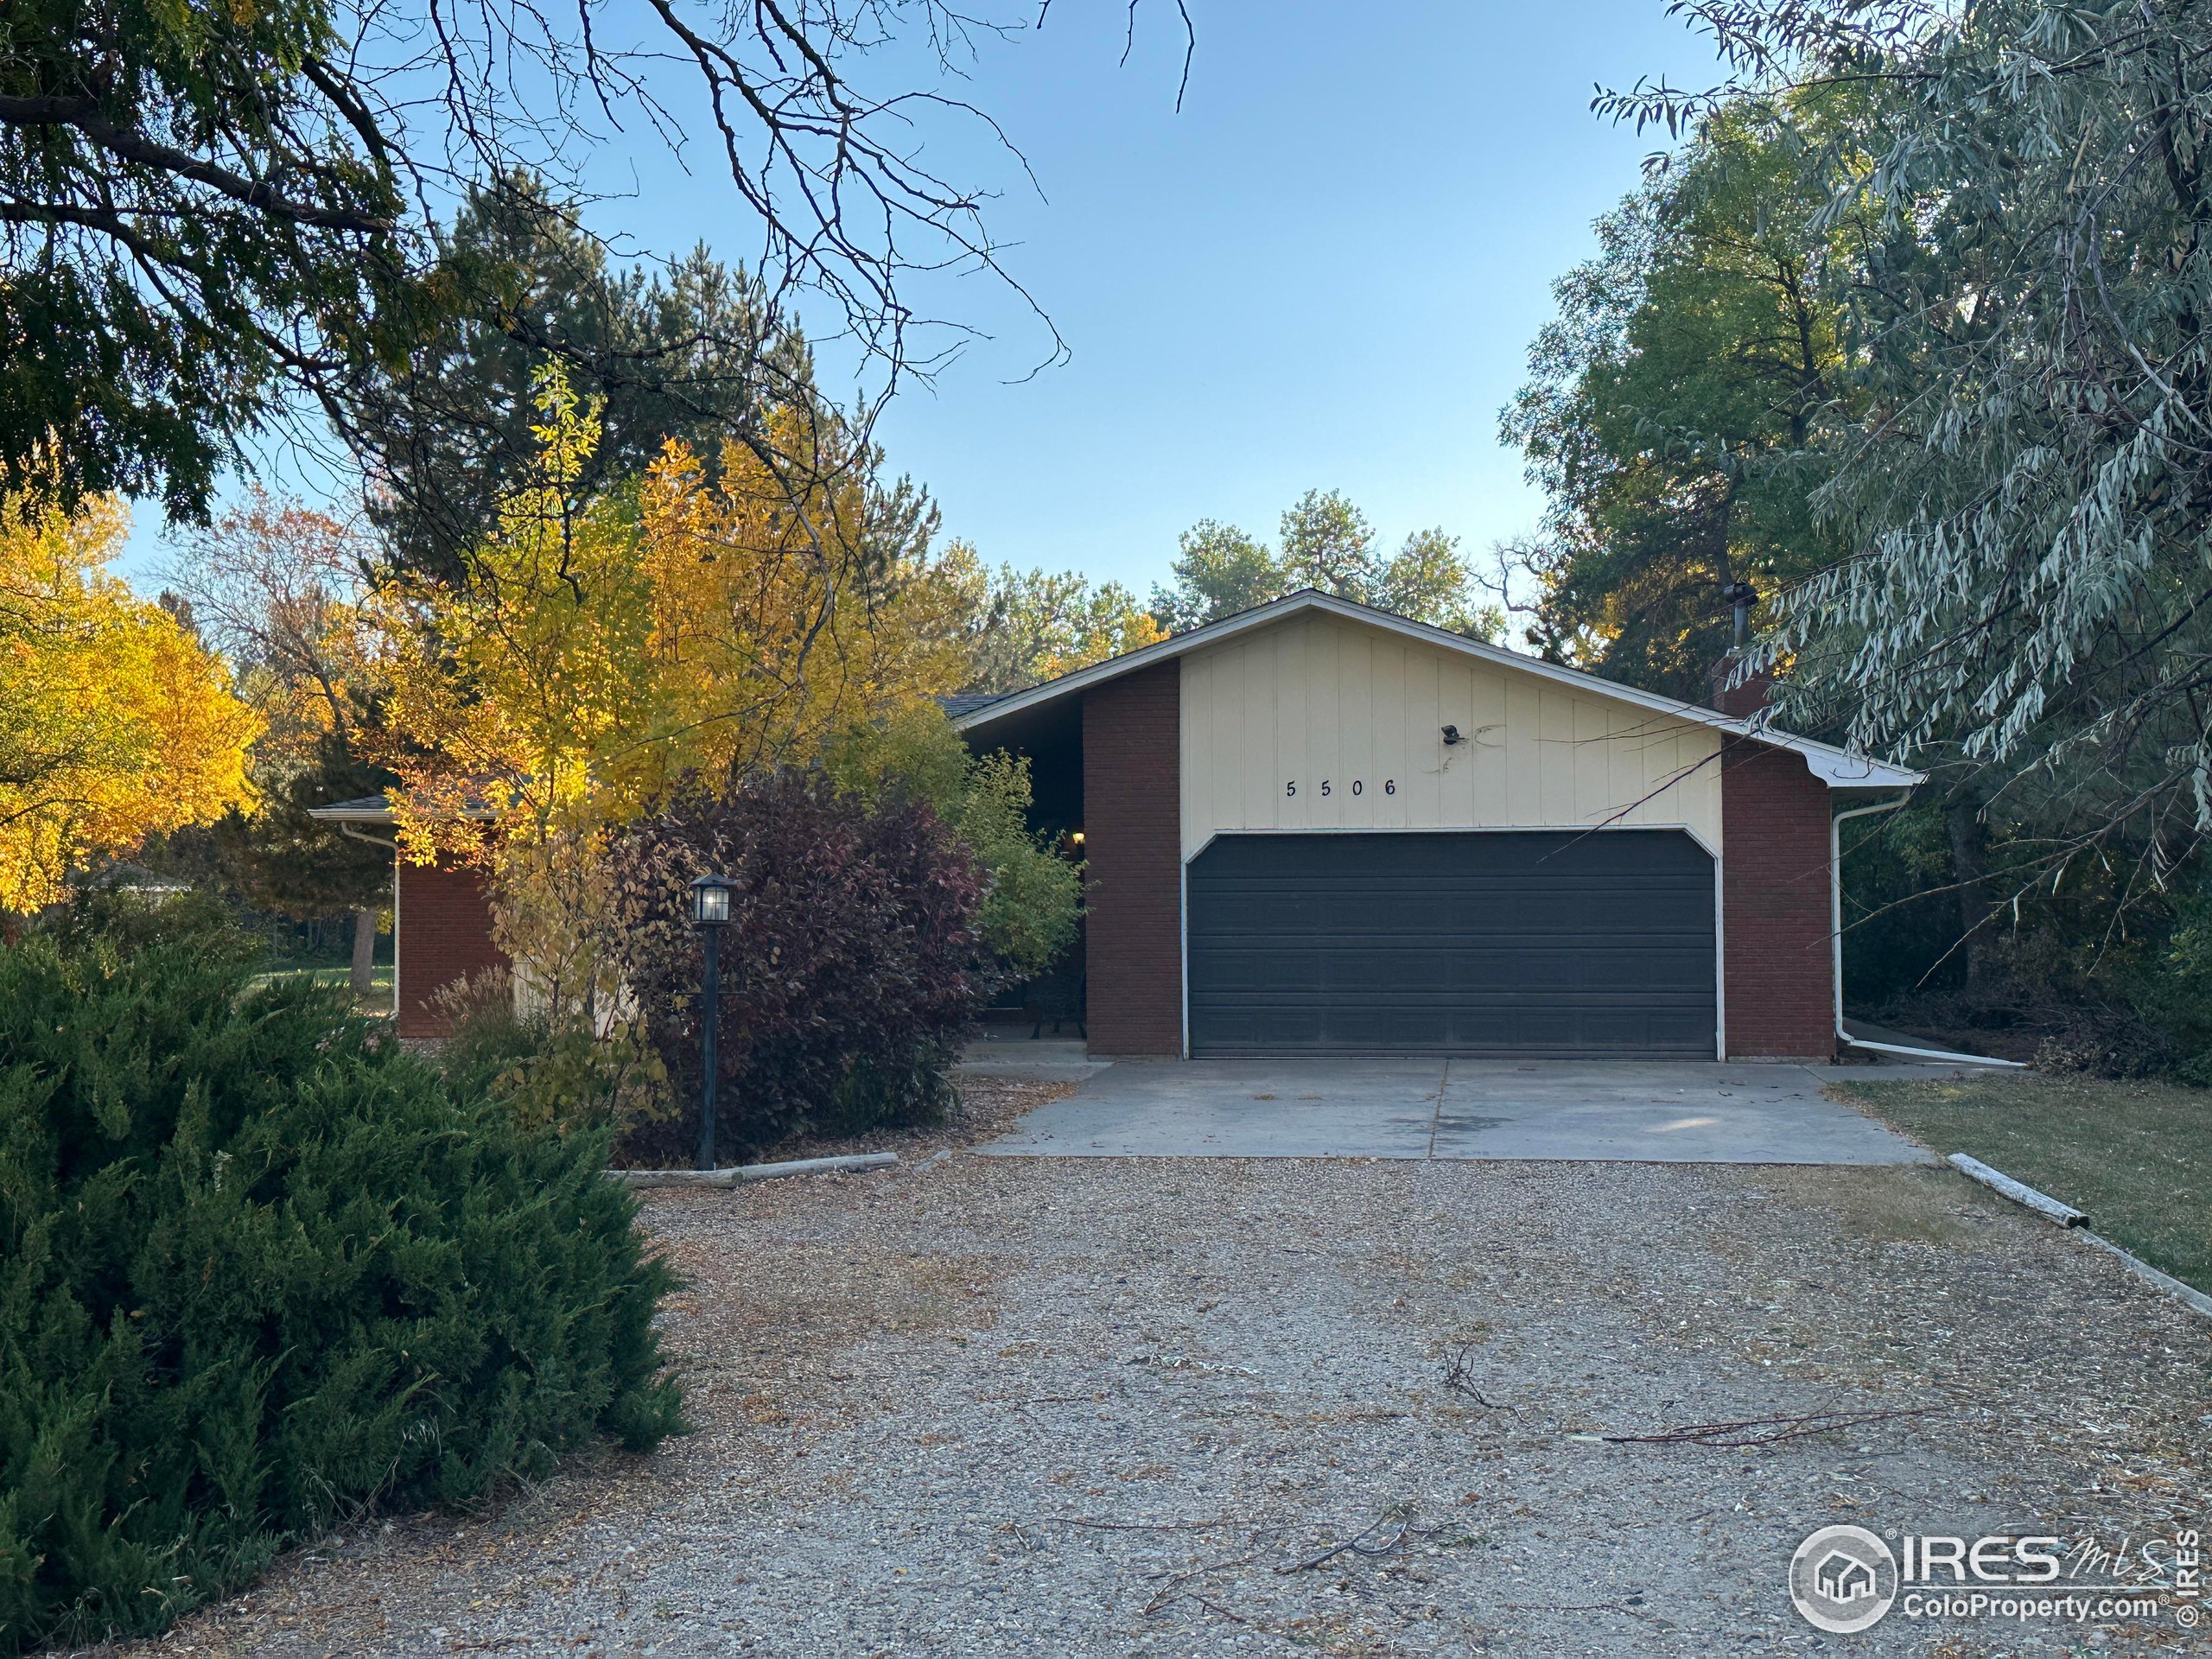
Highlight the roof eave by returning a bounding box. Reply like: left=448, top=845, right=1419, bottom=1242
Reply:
left=954, top=589, right=1927, bottom=793
left=306, top=797, right=499, bottom=825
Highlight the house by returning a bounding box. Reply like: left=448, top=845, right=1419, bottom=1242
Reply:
left=951, top=590, right=1921, bottom=1061
left=1815, top=1551, right=1878, bottom=1604
left=307, top=795, right=505, bottom=1038
left=320, top=589, right=1922, bottom=1052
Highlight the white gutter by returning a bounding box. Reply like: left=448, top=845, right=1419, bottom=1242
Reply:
left=1832, top=793, right=1910, bottom=1051
left=1829, top=792, right=2027, bottom=1068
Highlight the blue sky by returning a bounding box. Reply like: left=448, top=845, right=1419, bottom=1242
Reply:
left=120, top=1, right=1724, bottom=594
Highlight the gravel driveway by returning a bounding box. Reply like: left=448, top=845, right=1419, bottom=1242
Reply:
left=124, top=1086, right=2209, bottom=1657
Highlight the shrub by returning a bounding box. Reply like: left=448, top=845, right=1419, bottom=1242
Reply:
left=432, top=968, right=671, bottom=1136
left=823, top=704, right=1082, bottom=980
left=0, top=927, right=683, bottom=1655
left=605, top=770, right=986, bottom=1160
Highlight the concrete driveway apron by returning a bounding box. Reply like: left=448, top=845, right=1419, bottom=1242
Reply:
left=976, top=1057, right=1969, bottom=1164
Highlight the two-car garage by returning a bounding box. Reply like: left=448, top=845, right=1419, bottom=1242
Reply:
left=954, top=590, right=1923, bottom=1063
left=1184, top=830, right=1717, bottom=1058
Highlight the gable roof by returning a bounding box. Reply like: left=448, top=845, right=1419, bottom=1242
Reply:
left=953, top=589, right=1923, bottom=793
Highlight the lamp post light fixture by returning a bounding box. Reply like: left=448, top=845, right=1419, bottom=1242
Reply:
left=689, top=874, right=737, bottom=1170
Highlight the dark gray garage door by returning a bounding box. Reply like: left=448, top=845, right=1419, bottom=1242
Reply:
left=1185, top=830, right=1715, bottom=1058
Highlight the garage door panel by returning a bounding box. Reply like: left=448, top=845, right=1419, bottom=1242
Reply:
left=1185, top=831, right=1716, bottom=1058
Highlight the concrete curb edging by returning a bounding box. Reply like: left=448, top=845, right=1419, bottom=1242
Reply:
left=609, top=1151, right=900, bottom=1190
left=2078, top=1230, right=2212, bottom=1319
left=1946, top=1153, right=2086, bottom=1226
left=1942, top=1152, right=2212, bottom=1320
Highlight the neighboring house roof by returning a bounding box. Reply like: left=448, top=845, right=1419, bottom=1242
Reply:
left=81, top=861, right=191, bottom=894
left=952, top=588, right=1924, bottom=793
left=307, top=793, right=499, bottom=824
left=938, top=692, right=1008, bottom=718
left=308, top=796, right=400, bottom=823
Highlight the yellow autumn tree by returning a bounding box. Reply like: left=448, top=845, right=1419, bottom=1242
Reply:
left=379, top=367, right=963, bottom=1007
left=0, top=499, right=260, bottom=912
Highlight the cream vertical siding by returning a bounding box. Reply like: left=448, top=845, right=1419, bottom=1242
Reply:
left=1179, top=612, right=1723, bottom=861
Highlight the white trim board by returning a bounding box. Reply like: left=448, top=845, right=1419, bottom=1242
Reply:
left=954, top=588, right=1923, bottom=793
left=1179, top=820, right=1720, bottom=861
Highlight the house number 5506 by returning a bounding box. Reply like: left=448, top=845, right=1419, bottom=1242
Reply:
left=1286, top=779, right=1395, bottom=797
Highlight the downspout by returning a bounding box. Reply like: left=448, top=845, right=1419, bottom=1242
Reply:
left=1829, top=792, right=2026, bottom=1067
left=337, top=823, right=401, bottom=1021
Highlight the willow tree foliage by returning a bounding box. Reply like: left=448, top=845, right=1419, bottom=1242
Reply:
left=1609, top=0, right=2212, bottom=893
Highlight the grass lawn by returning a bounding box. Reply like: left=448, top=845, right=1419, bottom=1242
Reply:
left=254, top=963, right=395, bottom=1015
left=1840, top=1074, right=2211, bottom=1294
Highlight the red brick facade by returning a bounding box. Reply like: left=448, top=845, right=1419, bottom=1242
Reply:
left=1720, top=738, right=1836, bottom=1059
left=397, top=856, right=509, bottom=1038
left=1081, top=661, right=1184, bottom=1057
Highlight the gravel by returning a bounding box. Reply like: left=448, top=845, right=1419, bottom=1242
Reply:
left=108, top=1084, right=2210, bottom=1657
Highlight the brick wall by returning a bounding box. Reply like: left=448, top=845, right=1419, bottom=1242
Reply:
left=397, top=856, right=509, bottom=1038
left=1721, top=737, right=1835, bottom=1059
left=1082, top=661, right=1183, bottom=1057
left=1709, top=662, right=1776, bottom=719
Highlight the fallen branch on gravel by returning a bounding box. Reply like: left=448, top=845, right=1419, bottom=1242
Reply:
left=1047, top=1516, right=1247, bottom=1532
left=1141, top=1552, right=1265, bottom=1617
left=1441, top=1343, right=1516, bottom=1411
left=1279, top=1505, right=1437, bottom=1573
left=1603, top=1406, right=1936, bottom=1448
left=1187, top=1594, right=1248, bottom=1624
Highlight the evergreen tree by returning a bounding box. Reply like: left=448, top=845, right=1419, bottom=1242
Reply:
left=0, top=915, right=681, bottom=1653
left=1277, top=489, right=1385, bottom=600
left=353, top=173, right=813, bottom=581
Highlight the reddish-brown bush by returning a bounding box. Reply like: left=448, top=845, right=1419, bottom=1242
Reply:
left=604, top=771, right=986, bottom=1160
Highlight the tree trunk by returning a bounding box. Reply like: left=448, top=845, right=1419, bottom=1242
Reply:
left=1946, top=798, right=1993, bottom=989
left=350, top=906, right=378, bottom=996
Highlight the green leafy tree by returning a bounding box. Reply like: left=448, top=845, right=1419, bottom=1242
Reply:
left=1503, top=105, right=1866, bottom=698
left=1153, top=493, right=1500, bottom=638
left=1377, top=526, right=1492, bottom=638
left=0, top=0, right=412, bottom=524
left=823, top=703, right=1083, bottom=981
left=938, top=545, right=1165, bottom=695
left=1277, top=489, right=1387, bottom=599
left=1151, top=519, right=1281, bottom=631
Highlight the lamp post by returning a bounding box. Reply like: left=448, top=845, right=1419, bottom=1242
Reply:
left=689, top=874, right=736, bottom=1171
